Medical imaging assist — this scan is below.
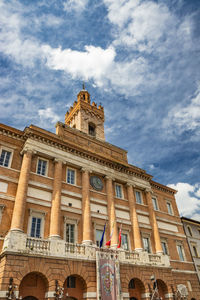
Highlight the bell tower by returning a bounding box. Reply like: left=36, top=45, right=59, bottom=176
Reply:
left=65, top=86, right=105, bottom=140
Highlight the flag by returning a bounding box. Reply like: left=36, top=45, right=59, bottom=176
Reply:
left=106, top=221, right=114, bottom=247
left=100, top=222, right=106, bottom=248
left=117, top=224, right=122, bottom=248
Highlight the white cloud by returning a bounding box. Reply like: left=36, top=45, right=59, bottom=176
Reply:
left=63, top=0, right=88, bottom=12
left=0, top=1, right=43, bottom=66
left=163, top=83, right=200, bottom=135
left=42, top=45, right=116, bottom=86
left=168, top=182, right=200, bottom=221
left=38, top=107, right=60, bottom=124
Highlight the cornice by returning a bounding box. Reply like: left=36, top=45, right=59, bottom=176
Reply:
left=24, top=126, right=152, bottom=181
left=0, top=124, right=24, bottom=141
left=150, top=180, right=177, bottom=195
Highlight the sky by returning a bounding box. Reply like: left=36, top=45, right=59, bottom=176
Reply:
left=0, top=0, right=200, bottom=221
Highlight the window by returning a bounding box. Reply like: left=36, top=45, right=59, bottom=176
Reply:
left=161, top=241, right=168, bottom=255
left=193, top=245, right=198, bottom=257
left=142, top=237, right=151, bottom=253
left=135, top=191, right=142, bottom=204
left=121, top=233, right=129, bottom=250
left=128, top=279, right=135, bottom=289
left=167, top=202, right=173, bottom=215
left=67, top=276, right=76, bottom=288
left=115, top=184, right=123, bottom=199
left=152, top=197, right=158, bottom=210
left=0, top=205, right=5, bottom=224
left=177, top=244, right=185, bottom=261
left=187, top=226, right=193, bottom=236
left=30, top=217, right=41, bottom=238
left=37, top=159, right=47, bottom=176
left=0, top=149, right=12, bottom=167
left=28, top=210, right=45, bottom=238
left=67, top=168, right=75, bottom=185
left=96, top=229, right=103, bottom=247
left=66, top=223, right=75, bottom=243
left=88, top=123, right=96, bottom=137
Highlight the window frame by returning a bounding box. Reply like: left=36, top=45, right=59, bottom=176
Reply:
left=0, top=146, right=13, bottom=168
left=166, top=201, right=173, bottom=215
left=135, top=190, right=143, bottom=204
left=161, top=239, right=169, bottom=255
left=66, top=167, right=76, bottom=185
left=187, top=226, right=193, bottom=237
left=192, top=244, right=198, bottom=257
left=121, top=231, right=130, bottom=251
left=36, top=157, right=48, bottom=177
left=176, top=243, right=185, bottom=261
left=0, top=205, right=5, bottom=224
left=27, top=209, right=46, bottom=239
left=115, top=183, right=123, bottom=199
left=152, top=197, right=159, bottom=211
left=67, top=276, right=76, bottom=288
left=64, top=217, right=78, bottom=244
left=142, top=234, right=151, bottom=253
left=88, top=122, right=96, bottom=137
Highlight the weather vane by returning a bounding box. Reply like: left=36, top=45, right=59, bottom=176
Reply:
left=82, top=82, right=85, bottom=90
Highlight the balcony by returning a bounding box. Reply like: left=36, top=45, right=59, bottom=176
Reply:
left=2, top=231, right=170, bottom=267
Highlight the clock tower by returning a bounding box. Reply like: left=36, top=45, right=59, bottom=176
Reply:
left=65, top=86, right=105, bottom=140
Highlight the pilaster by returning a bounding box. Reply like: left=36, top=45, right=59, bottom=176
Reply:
left=82, top=168, right=92, bottom=244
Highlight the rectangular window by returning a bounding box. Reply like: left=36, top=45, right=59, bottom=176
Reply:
left=0, top=150, right=11, bottom=167
left=193, top=246, right=198, bottom=257
left=152, top=197, right=158, bottom=210
left=121, top=233, right=129, bottom=250
left=67, top=276, right=76, bottom=288
left=37, top=159, right=47, bottom=176
left=30, top=217, right=41, bottom=238
left=115, top=184, right=122, bottom=198
left=67, top=168, right=75, bottom=185
left=161, top=241, right=168, bottom=255
left=96, top=229, right=103, bottom=247
left=177, top=245, right=185, bottom=261
left=143, top=237, right=151, bottom=253
left=167, top=202, right=173, bottom=215
left=66, top=224, right=75, bottom=243
left=135, top=191, right=142, bottom=204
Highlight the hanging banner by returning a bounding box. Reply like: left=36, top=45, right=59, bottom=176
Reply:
left=99, top=259, right=117, bottom=300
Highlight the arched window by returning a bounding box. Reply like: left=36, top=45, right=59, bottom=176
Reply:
left=88, top=123, right=96, bottom=137
left=128, top=279, right=135, bottom=289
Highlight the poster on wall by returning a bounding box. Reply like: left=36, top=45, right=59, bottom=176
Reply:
left=99, top=259, right=117, bottom=300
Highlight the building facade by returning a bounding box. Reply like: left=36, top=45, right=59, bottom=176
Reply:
left=181, top=217, right=200, bottom=283
left=0, top=88, right=199, bottom=300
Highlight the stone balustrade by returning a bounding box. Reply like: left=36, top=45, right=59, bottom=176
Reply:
left=2, top=233, right=170, bottom=267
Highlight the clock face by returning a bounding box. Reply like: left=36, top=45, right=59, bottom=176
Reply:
left=90, top=176, right=103, bottom=191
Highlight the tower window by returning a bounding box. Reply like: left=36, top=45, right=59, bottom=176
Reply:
left=88, top=123, right=96, bottom=137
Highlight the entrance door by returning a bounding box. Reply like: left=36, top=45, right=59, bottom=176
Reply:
left=23, top=297, right=38, bottom=300
left=130, top=298, right=138, bottom=300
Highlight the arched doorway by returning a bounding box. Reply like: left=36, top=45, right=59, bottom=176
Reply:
left=128, top=278, right=145, bottom=300
left=63, top=275, right=87, bottom=300
left=155, top=279, right=168, bottom=299
left=19, top=272, right=48, bottom=300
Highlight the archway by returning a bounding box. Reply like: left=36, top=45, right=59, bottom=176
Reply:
left=63, top=275, right=87, bottom=300
left=155, top=279, right=168, bottom=299
left=19, top=272, right=48, bottom=300
left=128, top=278, right=145, bottom=300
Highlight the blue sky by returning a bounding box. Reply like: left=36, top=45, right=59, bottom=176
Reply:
left=0, top=0, right=200, bottom=220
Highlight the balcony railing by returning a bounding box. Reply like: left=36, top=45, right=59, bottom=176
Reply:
left=2, top=231, right=170, bottom=267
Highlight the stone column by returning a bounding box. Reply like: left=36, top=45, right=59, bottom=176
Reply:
left=127, top=184, right=143, bottom=251
left=105, top=176, right=118, bottom=247
left=146, top=189, right=163, bottom=254
left=82, top=168, right=92, bottom=244
left=49, top=159, right=63, bottom=239
left=11, top=149, right=33, bottom=231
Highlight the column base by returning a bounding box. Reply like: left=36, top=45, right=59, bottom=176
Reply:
left=110, top=244, right=118, bottom=249
left=48, top=235, right=61, bottom=240
left=156, top=250, right=163, bottom=255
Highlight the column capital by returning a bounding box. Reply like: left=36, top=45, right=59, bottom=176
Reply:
left=20, top=147, right=36, bottom=155
left=105, top=175, right=115, bottom=181
left=54, top=158, right=66, bottom=164
left=81, top=167, right=92, bottom=173
left=145, top=187, right=153, bottom=194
